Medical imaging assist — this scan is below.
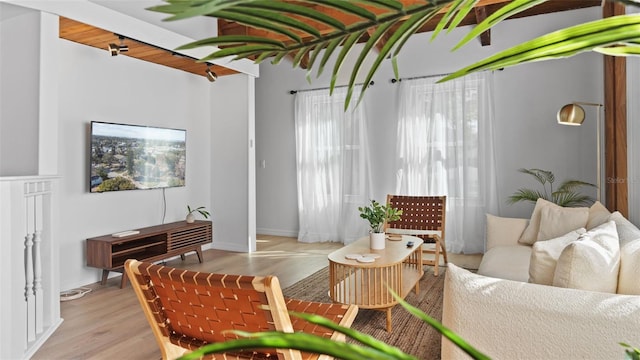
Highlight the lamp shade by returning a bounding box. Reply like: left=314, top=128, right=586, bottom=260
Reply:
left=557, top=103, right=585, bottom=126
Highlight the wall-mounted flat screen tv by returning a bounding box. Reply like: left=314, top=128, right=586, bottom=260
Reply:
left=90, top=121, right=186, bottom=193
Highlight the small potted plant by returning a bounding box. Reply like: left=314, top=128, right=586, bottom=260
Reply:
left=358, top=199, right=402, bottom=249
left=186, top=205, right=210, bottom=223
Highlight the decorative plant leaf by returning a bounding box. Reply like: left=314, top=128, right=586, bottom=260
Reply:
left=595, top=44, right=640, bottom=56
left=447, top=0, right=481, bottom=34
left=175, top=292, right=487, bottom=360
left=441, top=14, right=640, bottom=82
left=346, top=20, right=399, bottom=108
left=357, top=8, right=443, bottom=107
left=331, top=30, right=368, bottom=92
left=175, top=34, right=285, bottom=49
left=240, top=1, right=348, bottom=31
left=452, top=0, right=547, bottom=51
left=388, top=291, right=491, bottom=360
left=222, top=7, right=323, bottom=40
left=178, top=332, right=413, bottom=360
left=430, top=0, right=467, bottom=40
left=148, top=0, right=454, bottom=103
left=150, top=0, right=640, bottom=108
left=148, top=0, right=259, bottom=21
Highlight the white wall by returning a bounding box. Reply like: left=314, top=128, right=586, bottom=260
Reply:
left=255, top=8, right=604, bottom=238
left=0, top=4, right=256, bottom=291
left=0, top=3, right=40, bottom=175
left=210, top=74, right=256, bottom=252
left=56, top=37, right=216, bottom=290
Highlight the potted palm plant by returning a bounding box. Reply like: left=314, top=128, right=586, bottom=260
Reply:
left=507, top=168, right=595, bottom=207
left=358, top=200, right=402, bottom=250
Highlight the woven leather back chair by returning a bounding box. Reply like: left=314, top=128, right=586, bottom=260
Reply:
left=125, top=259, right=358, bottom=360
left=384, top=195, right=447, bottom=276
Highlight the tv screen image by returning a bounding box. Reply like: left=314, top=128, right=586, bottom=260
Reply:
left=90, top=121, right=186, bottom=193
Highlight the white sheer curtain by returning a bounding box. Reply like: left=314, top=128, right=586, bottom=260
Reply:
left=294, top=86, right=372, bottom=244
left=395, top=72, right=499, bottom=253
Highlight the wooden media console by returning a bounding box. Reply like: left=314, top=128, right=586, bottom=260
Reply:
left=86, top=220, right=212, bottom=288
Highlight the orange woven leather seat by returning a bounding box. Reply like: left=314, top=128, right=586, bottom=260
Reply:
left=125, top=259, right=358, bottom=360
left=385, top=195, right=448, bottom=276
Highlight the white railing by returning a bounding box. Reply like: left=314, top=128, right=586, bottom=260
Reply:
left=0, top=176, right=62, bottom=359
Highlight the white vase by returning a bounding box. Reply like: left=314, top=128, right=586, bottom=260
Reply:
left=186, top=213, right=195, bottom=223
left=370, top=232, right=386, bottom=250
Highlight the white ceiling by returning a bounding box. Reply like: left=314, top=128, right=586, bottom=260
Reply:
left=90, top=1, right=218, bottom=40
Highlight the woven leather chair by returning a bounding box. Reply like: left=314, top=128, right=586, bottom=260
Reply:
left=384, top=195, right=447, bottom=276
left=125, top=259, right=358, bottom=360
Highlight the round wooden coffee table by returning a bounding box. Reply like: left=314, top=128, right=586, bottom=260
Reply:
left=327, top=235, right=423, bottom=332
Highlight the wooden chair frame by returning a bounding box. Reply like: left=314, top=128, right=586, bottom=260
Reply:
left=384, top=195, right=448, bottom=276
left=125, top=259, right=358, bottom=360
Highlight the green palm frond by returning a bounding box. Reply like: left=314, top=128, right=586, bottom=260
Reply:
left=621, top=342, right=640, bottom=360
left=507, top=189, right=548, bottom=205
left=556, top=179, right=596, bottom=193
left=451, top=0, right=548, bottom=51
left=552, top=191, right=594, bottom=207
left=441, top=14, right=640, bottom=82
left=147, top=0, right=474, bottom=108
left=509, top=168, right=594, bottom=207
left=518, top=168, right=554, bottom=186
left=176, top=292, right=489, bottom=360
left=148, top=0, right=640, bottom=107
left=595, top=43, right=640, bottom=56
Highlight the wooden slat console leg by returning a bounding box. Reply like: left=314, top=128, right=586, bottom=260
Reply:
left=101, top=270, right=109, bottom=285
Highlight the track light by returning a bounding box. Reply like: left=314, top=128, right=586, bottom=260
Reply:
left=205, top=65, right=217, bottom=82
left=108, top=35, right=128, bottom=56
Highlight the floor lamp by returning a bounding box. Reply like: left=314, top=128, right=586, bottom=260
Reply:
left=557, top=102, right=604, bottom=202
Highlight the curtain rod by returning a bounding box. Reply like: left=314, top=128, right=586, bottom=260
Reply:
left=390, top=69, right=502, bottom=83
left=390, top=72, right=450, bottom=83
left=289, top=81, right=374, bottom=94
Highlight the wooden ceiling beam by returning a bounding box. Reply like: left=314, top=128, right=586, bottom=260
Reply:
left=474, top=6, right=491, bottom=46
left=59, top=17, right=238, bottom=79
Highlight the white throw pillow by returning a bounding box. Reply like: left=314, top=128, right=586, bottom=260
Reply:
left=609, top=211, right=640, bottom=246
left=536, top=205, right=589, bottom=242
left=618, top=240, right=640, bottom=295
left=529, top=228, right=586, bottom=285
left=607, top=212, right=640, bottom=294
left=552, top=221, right=620, bottom=293
left=586, top=201, right=611, bottom=230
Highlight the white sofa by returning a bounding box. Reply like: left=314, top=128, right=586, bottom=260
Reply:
left=441, top=201, right=640, bottom=360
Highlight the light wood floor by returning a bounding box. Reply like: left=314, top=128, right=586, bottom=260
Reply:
left=32, top=235, right=481, bottom=360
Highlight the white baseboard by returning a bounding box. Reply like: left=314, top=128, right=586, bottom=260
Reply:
left=256, top=228, right=298, bottom=238
left=212, top=241, right=249, bottom=252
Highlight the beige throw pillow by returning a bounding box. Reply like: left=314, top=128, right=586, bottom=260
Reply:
left=518, top=198, right=554, bottom=245
left=536, top=205, right=589, bottom=242
left=529, top=228, right=586, bottom=285
left=586, top=201, right=611, bottom=230
left=552, top=221, right=620, bottom=293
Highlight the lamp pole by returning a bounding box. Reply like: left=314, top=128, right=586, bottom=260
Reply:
left=573, top=102, right=604, bottom=202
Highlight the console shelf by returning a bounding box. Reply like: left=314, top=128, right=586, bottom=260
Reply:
left=86, top=220, right=212, bottom=288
